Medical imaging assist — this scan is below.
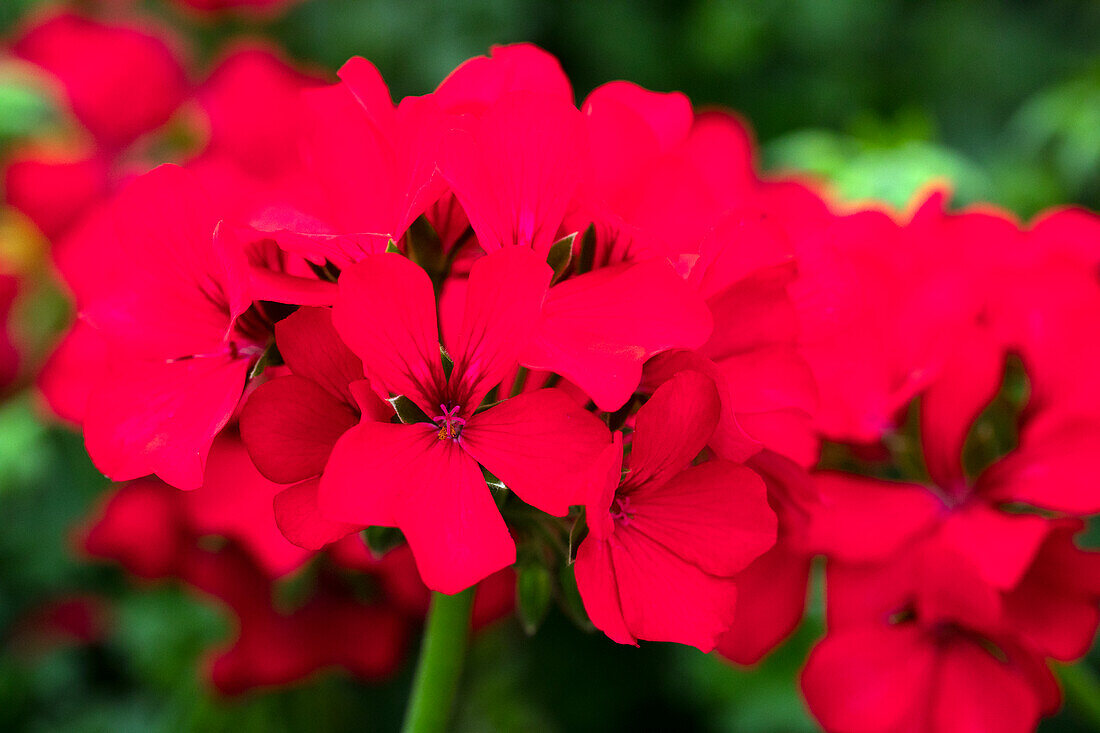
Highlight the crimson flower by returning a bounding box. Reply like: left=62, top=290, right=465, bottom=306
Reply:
left=318, top=248, right=612, bottom=593
left=573, top=370, right=776, bottom=650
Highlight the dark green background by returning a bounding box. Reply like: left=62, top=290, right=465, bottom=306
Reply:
left=1, top=1, right=1099, bottom=730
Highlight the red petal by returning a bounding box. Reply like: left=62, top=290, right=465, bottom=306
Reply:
left=521, top=259, right=713, bottom=411
left=273, top=478, right=362, bottom=551
left=462, top=388, right=612, bottom=516
left=979, top=414, right=1100, bottom=515
left=319, top=420, right=515, bottom=592
left=801, top=625, right=934, bottom=733
left=239, top=375, right=359, bottom=484
left=627, top=369, right=721, bottom=489
left=275, top=306, right=366, bottom=408
left=83, top=355, right=249, bottom=489
left=449, top=247, right=551, bottom=408
left=318, top=420, right=437, bottom=527
left=716, top=542, right=811, bottom=664
left=441, top=91, right=585, bottom=253
left=606, top=525, right=739, bottom=651
left=935, top=503, right=1050, bottom=590
left=434, top=43, right=573, bottom=114
left=932, top=639, right=1041, bottom=733
left=921, top=328, right=1005, bottom=490
left=333, top=254, right=445, bottom=413
left=573, top=538, right=636, bottom=646
left=392, top=441, right=516, bottom=594
left=807, top=472, right=943, bottom=562
left=627, top=460, right=776, bottom=576
left=182, top=434, right=312, bottom=578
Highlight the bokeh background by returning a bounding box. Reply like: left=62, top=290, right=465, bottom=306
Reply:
left=1, top=1, right=1099, bottom=731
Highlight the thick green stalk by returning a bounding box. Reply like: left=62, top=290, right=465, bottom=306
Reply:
left=400, top=588, right=476, bottom=733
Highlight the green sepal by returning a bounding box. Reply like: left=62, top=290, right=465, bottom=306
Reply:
left=247, top=340, right=283, bottom=381
left=364, top=526, right=405, bottom=559
left=546, top=233, right=576, bottom=283
left=567, top=508, right=587, bottom=565
left=440, top=346, right=454, bottom=380
left=389, top=395, right=431, bottom=424
left=515, top=561, right=553, bottom=635
left=385, top=239, right=402, bottom=254
left=575, top=224, right=597, bottom=275
left=558, top=563, right=594, bottom=632
left=405, top=215, right=446, bottom=271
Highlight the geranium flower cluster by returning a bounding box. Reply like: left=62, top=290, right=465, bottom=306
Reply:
left=6, top=7, right=1100, bottom=730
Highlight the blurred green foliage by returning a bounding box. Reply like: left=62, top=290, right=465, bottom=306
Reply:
left=1, top=0, right=1100, bottom=731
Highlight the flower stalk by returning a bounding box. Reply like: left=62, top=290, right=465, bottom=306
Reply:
left=401, top=587, right=476, bottom=733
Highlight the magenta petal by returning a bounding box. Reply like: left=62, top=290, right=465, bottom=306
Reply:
left=36, top=321, right=106, bottom=425
left=807, top=472, right=943, bottom=562
left=441, top=91, right=585, bottom=253
left=449, top=247, right=551, bottom=407
left=239, top=375, right=359, bottom=484
left=333, top=254, right=445, bottom=412
left=182, top=434, right=312, bottom=579
left=932, top=640, right=1041, bottom=733
left=434, top=43, right=573, bottom=114
left=273, top=478, right=362, bottom=551
left=392, top=441, right=517, bottom=594
left=573, top=537, right=636, bottom=646
left=318, top=420, right=438, bottom=527
left=584, top=434, right=625, bottom=542
left=303, top=75, right=446, bottom=241
left=86, top=165, right=244, bottom=359
left=979, top=415, right=1100, bottom=515
left=335, top=56, right=395, bottom=127
left=275, top=307, right=365, bottom=407
left=921, top=329, right=1005, bottom=489
left=627, top=370, right=721, bottom=489
left=322, top=419, right=514, bottom=591
left=801, top=625, right=934, bottom=733
left=83, top=355, right=250, bottom=489
left=521, top=259, right=713, bottom=411
left=606, top=525, right=739, bottom=651
left=246, top=266, right=338, bottom=307
left=627, top=460, right=776, bottom=576
left=462, top=388, right=612, bottom=516
left=935, top=504, right=1051, bottom=590
left=584, top=81, right=692, bottom=152
left=717, top=543, right=812, bottom=664
left=642, top=350, right=761, bottom=462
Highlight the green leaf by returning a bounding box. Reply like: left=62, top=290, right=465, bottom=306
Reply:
left=384, top=239, right=401, bottom=254
left=364, top=526, right=405, bottom=558
left=389, top=394, right=430, bottom=424
left=0, top=80, right=56, bottom=140
left=515, top=562, right=552, bottom=635
left=546, top=233, right=575, bottom=283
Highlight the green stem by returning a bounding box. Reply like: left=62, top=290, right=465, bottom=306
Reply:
left=401, top=588, right=476, bottom=733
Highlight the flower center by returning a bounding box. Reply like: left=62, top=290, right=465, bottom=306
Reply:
left=432, top=403, right=466, bottom=441
left=610, top=495, right=633, bottom=526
